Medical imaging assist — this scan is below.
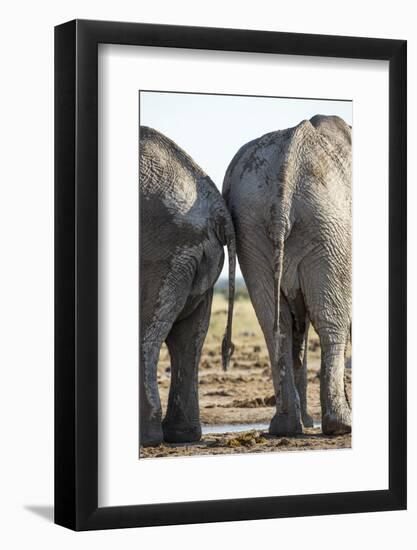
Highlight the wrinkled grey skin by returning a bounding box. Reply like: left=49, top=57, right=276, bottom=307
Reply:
left=223, top=115, right=351, bottom=436
left=140, top=126, right=235, bottom=447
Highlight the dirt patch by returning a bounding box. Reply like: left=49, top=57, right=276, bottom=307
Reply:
left=141, top=428, right=351, bottom=458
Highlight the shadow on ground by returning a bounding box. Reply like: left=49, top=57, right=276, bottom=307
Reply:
left=24, top=505, right=54, bottom=523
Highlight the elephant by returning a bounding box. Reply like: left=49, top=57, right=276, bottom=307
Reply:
left=139, top=126, right=235, bottom=447
left=223, top=115, right=351, bottom=436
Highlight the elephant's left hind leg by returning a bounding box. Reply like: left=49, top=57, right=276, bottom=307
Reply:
left=293, top=319, right=314, bottom=428
left=268, top=295, right=303, bottom=436
left=163, top=290, right=213, bottom=443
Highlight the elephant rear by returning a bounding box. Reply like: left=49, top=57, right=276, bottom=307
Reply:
left=222, top=115, right=352, bottom=437
left=139, top=126, right=236, bottom=446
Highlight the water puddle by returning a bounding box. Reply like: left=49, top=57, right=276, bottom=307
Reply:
left=202, top=423, right=268, bottom=435
left=202, top=421, right=321, bottom=435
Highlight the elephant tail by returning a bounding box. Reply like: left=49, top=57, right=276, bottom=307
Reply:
left=269, top=199, right=289, bottom=386
left=221, top=225, right=236, bottom=371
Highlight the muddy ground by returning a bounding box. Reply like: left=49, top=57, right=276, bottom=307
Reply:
left=140, top=292, right=351, bottom=458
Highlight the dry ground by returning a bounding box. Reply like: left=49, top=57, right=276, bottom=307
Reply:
left=140, top=291, right=351, bottom=458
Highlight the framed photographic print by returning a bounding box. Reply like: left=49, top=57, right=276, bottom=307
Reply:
left=55, top=19, right=407, bottom=530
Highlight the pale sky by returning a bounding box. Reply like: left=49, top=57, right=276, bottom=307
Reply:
left=140, top=91, right=352, bottom=279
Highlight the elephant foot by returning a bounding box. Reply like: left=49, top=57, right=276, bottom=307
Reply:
left=140, top=430, right=164, bottom=447
left=322, top=408, right=351, bottom=435
left=162, top=421, right=202, bottom=443
left=301, top=411, right=314, bottom=429
left=140, top=425, right=164, bottom=447
left=269, top=413, right=303, bottom=436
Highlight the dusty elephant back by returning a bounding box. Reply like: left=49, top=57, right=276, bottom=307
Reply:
left=140, top=126, right=232, bottom=245
left=140, top=125, right=205, bottom=215
left=223, top=116, right=351, bottom=232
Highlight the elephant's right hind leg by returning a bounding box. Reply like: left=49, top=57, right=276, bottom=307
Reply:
left=299, top=259, right=351, bottom=436
left=319, top=338, right=351, bottom=435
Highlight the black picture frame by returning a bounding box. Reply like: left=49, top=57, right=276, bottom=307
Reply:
left=55, top=19, right=407, bottom=531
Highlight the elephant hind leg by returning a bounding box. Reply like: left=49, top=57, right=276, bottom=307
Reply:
left=236, top=240, right=302, bottom=435
left=293, top=318, right=314, bottom=428
left=162, top=290, right=213, bottom=443
left=268, top=294, right=303, bottom=436
left=289, top=290, right=314, bottom=428
left=140, top=252, right=198, bottom=447
left=140, top=327, right=167, bottom=447
left=319, top=338, right=351, bottom=435
left=299, top=259, right=351, bottom=436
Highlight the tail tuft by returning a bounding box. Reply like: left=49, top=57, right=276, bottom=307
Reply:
left=221, top=217, right=236, bottom=372
left=221, top=338, right=235, bottom=371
